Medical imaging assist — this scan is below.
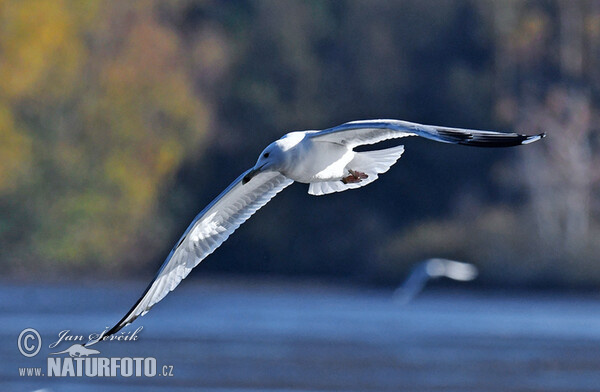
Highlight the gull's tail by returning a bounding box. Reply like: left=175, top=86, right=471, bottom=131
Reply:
left=308, top=145, right=405, bottom=195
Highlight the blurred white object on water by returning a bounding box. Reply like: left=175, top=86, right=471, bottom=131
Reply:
left=394, top=258, right=478, bottom=304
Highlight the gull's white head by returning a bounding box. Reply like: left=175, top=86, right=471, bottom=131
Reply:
left=242, top=132, right=306, bottom=184
left=242, top=141, right=285, bottom=184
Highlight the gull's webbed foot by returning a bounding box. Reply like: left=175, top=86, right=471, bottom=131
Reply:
left=341, top=169, right=368, bottom=184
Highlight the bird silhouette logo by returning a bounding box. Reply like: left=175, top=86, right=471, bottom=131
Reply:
left=50, top=344, right=100, bottom=357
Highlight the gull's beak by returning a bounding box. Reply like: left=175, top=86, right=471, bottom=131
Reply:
left=242, top=164, right=265, bottom=184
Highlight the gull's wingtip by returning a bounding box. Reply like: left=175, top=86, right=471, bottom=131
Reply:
left=84, top=330, right=106, bottom=348
left=84, top=323, right=122, bottom=347
left=522, top=132, right=546, bottom=145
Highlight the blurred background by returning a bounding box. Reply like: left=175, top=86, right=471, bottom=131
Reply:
left=1, top=0, right=599, bottom=287
left=2, top=1, right=600, bottom=391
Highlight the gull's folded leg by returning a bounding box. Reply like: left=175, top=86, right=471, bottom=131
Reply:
left=341, top=170, right=368, bottom=184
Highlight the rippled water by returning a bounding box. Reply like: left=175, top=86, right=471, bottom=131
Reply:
left=2, top=278, right=600, bottom=391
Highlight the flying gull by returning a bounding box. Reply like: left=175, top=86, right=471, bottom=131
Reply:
left=394, top=258, right=479, bottom=304
left=90, top=118, right=544, bottom=344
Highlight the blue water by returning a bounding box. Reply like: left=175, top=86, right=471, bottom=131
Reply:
left=2, top=278, right=600, bottom=391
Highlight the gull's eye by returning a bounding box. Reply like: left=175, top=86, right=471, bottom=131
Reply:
left=263, top=152, right=270, bottom=158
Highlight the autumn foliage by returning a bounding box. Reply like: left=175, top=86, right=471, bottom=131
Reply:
left=0, top=1, right=598, bottom=287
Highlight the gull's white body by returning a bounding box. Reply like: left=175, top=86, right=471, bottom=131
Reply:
left=274, top=132, right=354, bottom=183
left=90, top=118, right=543, bottom=345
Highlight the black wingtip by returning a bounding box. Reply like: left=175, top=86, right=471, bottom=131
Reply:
left=521, top=132, right=546, bottom=145
left=452, top=131, right=546, bottom=147
left=85, top=330, right=107, bottom=347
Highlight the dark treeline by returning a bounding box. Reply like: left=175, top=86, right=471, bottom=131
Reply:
left=1, top=0, right=598, bottom=287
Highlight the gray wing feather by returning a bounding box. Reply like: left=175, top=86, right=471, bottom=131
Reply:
left=310, top=119, right=544, bottom=147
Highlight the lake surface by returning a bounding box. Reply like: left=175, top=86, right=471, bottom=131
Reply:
left=2, top=277, right=600, bottom=391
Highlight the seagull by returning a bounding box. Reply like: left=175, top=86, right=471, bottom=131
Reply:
left=89, top=119, right=544, bottom=344
left=393, top=258, right=479, bottom=304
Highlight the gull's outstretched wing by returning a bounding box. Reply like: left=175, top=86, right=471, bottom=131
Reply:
left=94, top=170, right=293, bottom=342
left=309, top=119, right=545, bottom=147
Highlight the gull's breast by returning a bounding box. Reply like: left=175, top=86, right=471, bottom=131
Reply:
left=285, top=140, right=353, bottom=183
